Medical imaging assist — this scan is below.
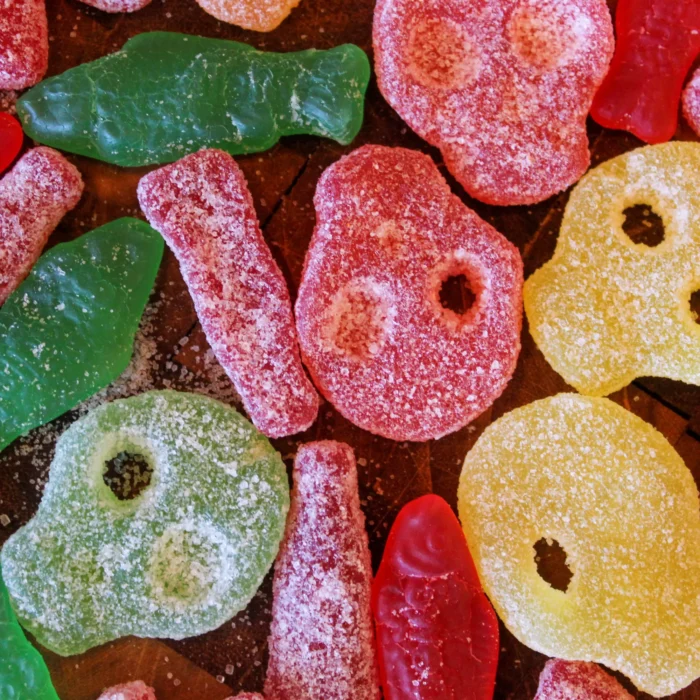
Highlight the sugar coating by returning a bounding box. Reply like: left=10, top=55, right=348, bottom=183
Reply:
left=458, top=394, right=700, bottom=698
left=77, top=0, right=152, bottom=11
left=1, top=390, right=290, bottom=657
left=0, top=0, right=48, bottom=89
left=225, top=695, right=265, bottom=700
left=682, top=67, right=700, bottom=137
left=265, top=441, right=381, bottom=700
left=0, top=147, right=83, bottom=305
left=373, top=0, right=613, bottom=205
left=138, top=149, right=319, bottom=439
left=535, top=660, right=633, bottom=700
left=296, top=145, right=523, bottom=442
left=524, top=142, right=700, bottom=396
left=195, top=0, right=301, bottom=32
left=98, top=681, right=157, bottom=700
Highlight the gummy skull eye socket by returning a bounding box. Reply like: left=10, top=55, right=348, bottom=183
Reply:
left=103, top=451, right=154, bottom=501
left=621, top=204, right=666, bottom=248
left=533, top=537, right=573, bottom=592
left=439, top=273, right=477, bottom=316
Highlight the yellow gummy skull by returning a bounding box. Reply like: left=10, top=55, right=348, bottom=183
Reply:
left=458, top=394, right=700, bottom=698
left=194, top=0, right=300, bottom=31
left=524, top=142, right=700, bottom=396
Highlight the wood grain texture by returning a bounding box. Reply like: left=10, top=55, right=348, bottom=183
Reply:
left=0, top=0, right=699, bottom=697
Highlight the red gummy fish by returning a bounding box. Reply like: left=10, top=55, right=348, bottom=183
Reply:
left=372, top=495, right=499, bottom=700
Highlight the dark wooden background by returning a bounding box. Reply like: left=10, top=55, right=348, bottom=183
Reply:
left=1, top=0, right=699, bottom=697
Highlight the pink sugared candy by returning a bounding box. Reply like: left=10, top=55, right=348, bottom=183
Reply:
left=97, top=681, right=157, bottom=700
left=77, top=0, right=152, bottom=11
left=0, top=0, right=48, bottom=89
left=295, top=145, right=523, bottom=442
left=0, top=147, right=84, bottom=305
left=225, top=695, right=265, bottom=700
left=535, top=660, right=633, bottom=700
left=137, top=149, right=320, bottom=439
left=683, top=67, right=700, bottom=137
left=373, top=0, right=614, bottom=205
left=265, top=441, right=381, bottom=700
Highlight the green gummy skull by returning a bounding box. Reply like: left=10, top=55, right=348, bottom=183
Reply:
left=17, top=32, right=371, bottom=167
left=1, top=390, right=290, bottom=656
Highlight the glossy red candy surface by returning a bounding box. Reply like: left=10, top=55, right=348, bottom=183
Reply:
left=0, top=113, right=23, bottom=174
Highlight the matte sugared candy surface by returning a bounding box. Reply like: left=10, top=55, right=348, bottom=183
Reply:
left=296, top=145, right=523, bottom=442
left=535, top=659, right=633, bottom=700
left=682, top=67, right=700, bottom=137
left=77, top=0, right=152, bottom=12
left=591, top=0, right=700, bottom=144
left=0, top=147, right=84, bottom=305
left=1, top=390, right=290, bottom=657
left=0, top=113, right=23, bottom=174
left=265, top=441, right=381, bottom=700
left=138, top=149, right=320, bottom=438
left=372, top=495, right=499, bottom=700
left=524, top=142, right=700, bottom=396
left=0, top=0, right=48, bottom=89
left=97, top=681, right=156, bottom=700
left=0, top=218, right=163, bottom=452
left=195, top=0, right=301, bottom=31
left=17, top=32, right=370, bottom=167
left=458, top=394, right=700, bottom=697
left=373, top=0, right=613, bottom=205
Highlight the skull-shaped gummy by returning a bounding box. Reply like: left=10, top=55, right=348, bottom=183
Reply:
left=373, top=0, right=614, bottom=206
left=524, top=142, right=700, bottom=397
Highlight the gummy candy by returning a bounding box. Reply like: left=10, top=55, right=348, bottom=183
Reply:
left=195, top=0, right=300, bottom=32
left=0, top=218, right=163, bottom=452
left=0, top=569, right=59, bottom=700
left=524, top=142, right=700, bottom=397
left=295, top=145, right=523, bottom=442
left=0, top=147, right=83, bottom=306
left=458, top=394, right=700, bottom=698
left=535, top=659, right=633, bottom=700
left=0, top=0, right=48, bottom=89
left=372, top=495, right=499, bottom=700
left=0, top=113, right=23, bottom=174
left=78, top=0, right=152, bottom=12
left=98, top=681, right=156, bottom=700
left=226, top=696, right=265, bottom=700
left=265, top=441, right=381, bottom=700
left=682, top=66, right=700, bottom=137
left=591, top=0, right=700, bottom=144
left=373, top=0, right=613, bottom=205
left=17, top=32, right=370, bottom=168
left=138, top=149, right=320, bottom=438
left=1, top=390, right=290, bottom=657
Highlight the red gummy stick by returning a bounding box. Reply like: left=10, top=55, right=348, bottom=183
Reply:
left=0, top=147, right=83, bottom=306
left=372, top=495, right=499, bottom=700
left=0, top=113, right=23, bottom=174
left=535, top=659, right=634, bottom=700
left=0, top=0, right=48, bottom=90
left=97, top=681, right=157, bottom=700
left=138, top=149, right=319, bottom=438
left=591, top=0, right=700, bottom=143
left=265, top=441, right=381, bottom=700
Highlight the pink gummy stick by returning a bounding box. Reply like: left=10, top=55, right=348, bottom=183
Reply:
left=97, top=681, right=157, bottom=700
left=0, top=0, right=48, bottom=89
left=535, top=660, right=633, bottom=700
left=0, top=147, right=84, bottom=305
left=137, top=149, right=319, bottom=438
left=265, top=441, right=381, bottom=700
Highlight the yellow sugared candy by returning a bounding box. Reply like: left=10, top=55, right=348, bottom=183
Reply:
left=457, top=394, right=700, bottom=698
left=524, top=142, right=700, bottom=396
left=194, top=0, right=300, bottom=31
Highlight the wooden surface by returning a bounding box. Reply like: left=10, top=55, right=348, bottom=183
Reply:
left=1, top=0, right=699, bottom=697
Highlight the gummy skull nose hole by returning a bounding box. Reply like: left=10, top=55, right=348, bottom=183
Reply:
left=534, top=538, right=572, bottom=592
left=689, top=288, right=700, bottom=325
left=103, top=451, right=153, bottom=501
left=621, top=204, right=665, bottom=247
left=439, top=274, right=476, bottom=316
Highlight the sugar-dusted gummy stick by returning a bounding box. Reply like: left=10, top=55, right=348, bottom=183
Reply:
left=17, top=32, right=371, bottom=168
left=78, top=0, right=152, bottom=12
left=0, top=148, right=83, bottom=306
left=265, top=441, right=381, bottom=700
left=535, top=659, right=633, bottom=700
left=98, top=681, right=156, bottom=700
left=0, top=0, right=48, bottom=89
left=138, top=149, right=319, bottom=438
left=0, top=218, right=163, bottom=452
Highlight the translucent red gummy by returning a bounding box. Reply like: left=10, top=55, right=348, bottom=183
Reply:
left=265, top=441, right=381, bottom=700
left=591, top=0, right=700, bottom=144
left=138, top=149, right=319, bottom=439
left=0, top=113, right=23, bottom=174
left=0, top=0, right=48, bottom=89
left=372, top=495, right=499, bottom=700
left=0, top=147, right=83, bottom=306
left=97, top=681, right=157, bottom=700
left=535, top=660, right=634, bottom=700
left=296, top=145, right=523, bottom=442
left=373, top=0, right=613, bottom=205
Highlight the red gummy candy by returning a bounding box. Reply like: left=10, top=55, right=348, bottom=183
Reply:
left=225, top=695, right=265, bottom=700
left=97, top=680, right=157, bottom=700
left=535, top=660, right=634, bottom=700
left=682, top=67, right=700, bottom=137
left=265, top=441, right=381, bottom=700
left=591, top=0, right=700, bottom=144
left=373, top=0, right=613, bottom=205
left=0, top=113, right=22, bottom=174
left=295, top=145, right=523, bottom=442
left=0, top=0, right=48, bottom=89
left=0, top=147, right=83, bottom=306
left=138, top=149, right=320, bottom=439
left=372, top=495, right=499, bottom=700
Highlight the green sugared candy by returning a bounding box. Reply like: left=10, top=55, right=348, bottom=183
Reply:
left=1, top=390, right=290, bottom=656
left=17, top=32, right=371, bottom=167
